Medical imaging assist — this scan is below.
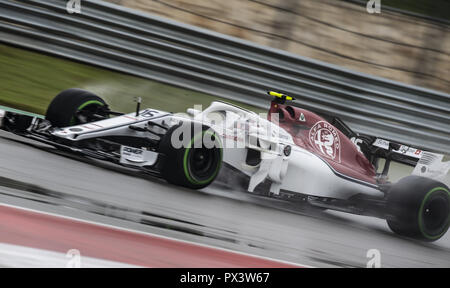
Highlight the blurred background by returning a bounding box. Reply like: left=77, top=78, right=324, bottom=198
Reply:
left=106, top=0, right=450, bottom=93
left=0, top=0, right=449, bottom=268
left=1, top=0, right=448, bottom=116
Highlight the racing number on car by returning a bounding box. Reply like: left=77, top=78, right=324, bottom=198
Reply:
left=309, top=121, right=341, bottom=163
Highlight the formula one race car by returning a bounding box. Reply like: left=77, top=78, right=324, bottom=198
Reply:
left=0, top=89, right=449, bottom=241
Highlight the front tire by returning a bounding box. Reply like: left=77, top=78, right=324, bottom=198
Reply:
left=386, top=176, right=450, bottom=242
left=46, top=88, right=108, bottom=127
left=159, top=123, right=222, bottom=189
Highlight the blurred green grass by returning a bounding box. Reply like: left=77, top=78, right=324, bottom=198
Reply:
left=0, top=44, right=264, bottom=115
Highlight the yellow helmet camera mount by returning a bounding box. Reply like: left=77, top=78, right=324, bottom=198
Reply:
left=268, top=91, right=295, bottom=104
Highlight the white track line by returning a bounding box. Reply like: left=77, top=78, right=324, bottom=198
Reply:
left=0, top=243, right=139, bottom=268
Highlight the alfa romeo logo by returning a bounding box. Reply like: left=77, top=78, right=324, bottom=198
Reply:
left=309, top=121, right=341, bottom=162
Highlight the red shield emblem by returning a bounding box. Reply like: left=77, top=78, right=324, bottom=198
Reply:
left=309, top=121, right=341, bottom=163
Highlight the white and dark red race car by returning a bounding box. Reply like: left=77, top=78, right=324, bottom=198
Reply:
left=0, top=89, right=449, bottom=241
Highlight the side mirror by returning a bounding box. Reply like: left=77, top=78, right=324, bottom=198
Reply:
left=187, top=108, right=201, bottom=117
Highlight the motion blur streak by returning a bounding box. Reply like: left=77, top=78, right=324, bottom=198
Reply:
left=0, top=132, right=448, bottom=267
left=0, top=204, right=300, bottom=268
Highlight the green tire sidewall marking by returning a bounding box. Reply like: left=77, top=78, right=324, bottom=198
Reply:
left=77, top=100, right=104, bottom=111
left=183, top=130, right=222, bottom=186
left=418, top=186, right=450, bottom=240
left=70, top=100, right=104, bottom=125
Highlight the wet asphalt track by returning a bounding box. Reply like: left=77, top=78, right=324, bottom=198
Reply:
left=0, top=130, right=449, bottom=268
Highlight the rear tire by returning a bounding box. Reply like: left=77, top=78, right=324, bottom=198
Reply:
left=386, top=176, right=450, bottom=242
left=159, top=123, right=222, bottom=189
left=45, top=88, right=107, bottom=127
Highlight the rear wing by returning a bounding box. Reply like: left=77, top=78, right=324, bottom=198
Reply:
left=371, top=138, right=424, bottom=166
left=362, top=136, right=449, bottom=181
